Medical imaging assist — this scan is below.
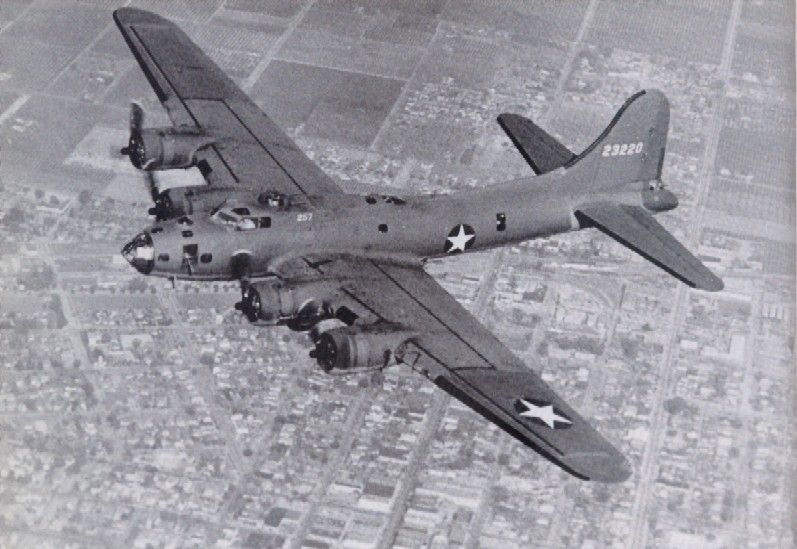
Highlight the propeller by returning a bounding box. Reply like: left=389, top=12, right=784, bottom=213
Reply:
left=120, top=103, right=146, bottom=170
left=118, top=103, right=165, bottom=213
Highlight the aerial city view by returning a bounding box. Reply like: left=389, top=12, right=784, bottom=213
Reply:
left=0, top=1, right=794, bottom=548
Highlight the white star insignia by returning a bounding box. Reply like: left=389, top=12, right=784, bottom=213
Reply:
left=518, top=399, right=572, bottom=429
left=446, top=224, right=475, bottom=253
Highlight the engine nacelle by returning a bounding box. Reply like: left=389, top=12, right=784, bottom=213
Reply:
left=124, top=127, right=214, bottom=171
left=235, top=280, right=334, bottom=329
left=310, top=325, right=415, bottom=372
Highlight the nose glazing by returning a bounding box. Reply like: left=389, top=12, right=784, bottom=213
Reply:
left=122, top=231, right=155, bottom=274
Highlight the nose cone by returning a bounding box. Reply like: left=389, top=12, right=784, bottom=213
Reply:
left=122, top=232, right=154, bottom=274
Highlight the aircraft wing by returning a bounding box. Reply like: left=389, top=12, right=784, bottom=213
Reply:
left=576, top=203, right=724, bottom=291
left=497, top=113, right=575, bottom=174
left=113, top=8, right=341, bottom=198
left=275, top=254, right=631, bottom=482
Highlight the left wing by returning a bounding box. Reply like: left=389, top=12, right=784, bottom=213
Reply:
left=114, top=8, right=341, bottom=198
left=275, top=254, right=631, bottom=482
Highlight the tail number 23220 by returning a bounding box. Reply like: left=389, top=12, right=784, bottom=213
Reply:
left=602, top=142, right=644, bottom=157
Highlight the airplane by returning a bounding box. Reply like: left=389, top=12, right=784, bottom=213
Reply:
left=114, top=8, right=723, bottom=483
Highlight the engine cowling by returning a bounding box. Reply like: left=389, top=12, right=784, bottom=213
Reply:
left=310, top=325, right=415, bottom=372
left=235, top=281, right=333, bottom=329
left=123, top=127, right=214, bottom=171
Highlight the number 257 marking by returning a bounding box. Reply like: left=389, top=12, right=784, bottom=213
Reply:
left=602, top=142, right=644, bottom=156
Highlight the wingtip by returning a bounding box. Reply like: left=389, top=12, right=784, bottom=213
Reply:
left=704, top=277, right=725, bottom=292
left=696, top=272, right=725, bottom=292
left=566, top=451, right=632, bottom=483
left=113, top=7, right=168, bottom=26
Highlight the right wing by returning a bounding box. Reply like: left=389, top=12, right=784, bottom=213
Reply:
left=577, top=203, right=724, bottom=291
left=114, top=8, right=341, bottom=198
left=497, top=113, right=575, bottom=174
left=275, top=254, right=631, bottom=482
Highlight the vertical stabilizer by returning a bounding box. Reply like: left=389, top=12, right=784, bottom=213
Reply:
left=568, top=90, right=670, bottom=186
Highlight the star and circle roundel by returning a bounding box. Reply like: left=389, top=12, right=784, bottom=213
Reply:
left=514, top=398, right=573, bottom=430
left=444, top=223, right=476, bottom=254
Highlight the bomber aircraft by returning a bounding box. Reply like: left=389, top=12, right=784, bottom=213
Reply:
left=115, top=8, right=722, bottom=483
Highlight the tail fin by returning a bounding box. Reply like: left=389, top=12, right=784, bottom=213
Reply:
left=568, top=90, right=670, bottom=186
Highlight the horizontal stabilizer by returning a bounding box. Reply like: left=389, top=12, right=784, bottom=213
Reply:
left=497, top=113, right=575, bottom=174
left=576, top=204, right=724, bottom=292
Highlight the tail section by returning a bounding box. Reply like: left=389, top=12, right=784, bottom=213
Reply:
left=568, top=89, right=670, bottom=186
left=499, top=90, right=721, bottom=291
left=500, top=90, right=670, bottom=186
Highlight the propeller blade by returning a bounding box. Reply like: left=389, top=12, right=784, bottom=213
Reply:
left=144, top=171, right=159, bottom=202
left=122, top=103, right=144, bottom=165
left=129, top=102, right=144, bottom=135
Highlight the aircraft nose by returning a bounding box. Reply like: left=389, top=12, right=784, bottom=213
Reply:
left=122, top=231, right=155, bottom=274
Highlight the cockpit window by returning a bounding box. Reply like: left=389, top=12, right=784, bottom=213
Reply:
left=237, top=218, right=256, bottom=230
left=210, top=205, right=272, bottom=231
left=211, top=206, right=272, bottom=231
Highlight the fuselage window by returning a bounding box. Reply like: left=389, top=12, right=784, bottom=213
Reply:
left=496, top=213, right=506, bottom=231
left=378, top=223, right=388, bottom=233
left=157, top=253, right=170, bottom=262
left=200, top=253, right=213, bottom=263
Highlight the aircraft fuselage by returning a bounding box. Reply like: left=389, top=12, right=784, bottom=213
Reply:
left=123, top=173, right=677, bottom=281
